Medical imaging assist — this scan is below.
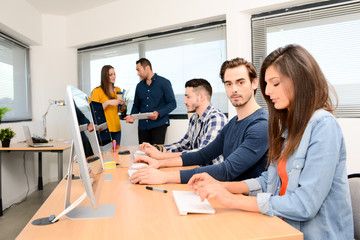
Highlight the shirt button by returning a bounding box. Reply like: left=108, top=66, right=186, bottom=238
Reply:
left=296, top=165, right=300, bottom=169
left=146, top=120, right=148, bottom=122
left=277, top=187, right=280, bottom=189
left=146, top=105, right=148, bottom=107
left=147, top=97, right=149, bottom=99
left=148, top=90, right=150, bottom=92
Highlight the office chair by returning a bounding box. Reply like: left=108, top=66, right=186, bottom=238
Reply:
left=348, top=173, right=360, bottom=239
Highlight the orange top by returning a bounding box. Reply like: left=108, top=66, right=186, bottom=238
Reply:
left=277, top=158, right=288, bottom=196
left=91, top=86, right=122, bottom=132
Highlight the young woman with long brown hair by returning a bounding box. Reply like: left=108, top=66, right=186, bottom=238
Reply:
left=91, top=65, right=125, bottom=146
left=188, top=45, right=354, bottom=239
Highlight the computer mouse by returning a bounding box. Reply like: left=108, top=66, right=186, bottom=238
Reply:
left=128, top=169, right=137, bottom=178
left=130, top=162, right=148, bottom=169
left=128, top=163, right=148, bottom=179
left=133, top=150, right=147, bottom=158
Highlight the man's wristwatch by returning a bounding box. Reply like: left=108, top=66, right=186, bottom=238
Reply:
left=153, top=144, right=164, bottom=152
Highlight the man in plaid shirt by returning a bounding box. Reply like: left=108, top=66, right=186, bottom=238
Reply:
left=140, top=78, right=227, bottom=165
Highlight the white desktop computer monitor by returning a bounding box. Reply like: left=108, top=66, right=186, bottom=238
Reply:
left=63, top=85, right=115, bottom=220
left=32, top=85, right=114, bottom=226
left=32, top=85, right=115, bottom=226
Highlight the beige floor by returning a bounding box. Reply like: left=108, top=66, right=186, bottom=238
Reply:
left=0, top=182, right=57, bottom=240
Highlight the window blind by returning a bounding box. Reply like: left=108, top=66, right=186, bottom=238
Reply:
left=252, top=0, right=360, bottom=117
left=0, top=33, right=31, bottom=122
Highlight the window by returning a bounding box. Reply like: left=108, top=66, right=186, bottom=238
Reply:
left=78, top=22, right=227, bottom=116
left=0, top=33, right=31, bottom=122
left=252, top=0, right=360, bottom=117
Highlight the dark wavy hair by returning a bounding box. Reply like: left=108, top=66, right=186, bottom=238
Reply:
left=259, top=44, right=336, bottom=164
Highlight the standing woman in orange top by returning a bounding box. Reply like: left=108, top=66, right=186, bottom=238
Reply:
left=91, top=65, right=125, bottom=146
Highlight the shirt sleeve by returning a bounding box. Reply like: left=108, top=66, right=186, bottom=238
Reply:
left=91, top=88, right=101, bottom=102
left=156, top=79, right=176, bottom=117
left=244, top=174, right=266, bottom=196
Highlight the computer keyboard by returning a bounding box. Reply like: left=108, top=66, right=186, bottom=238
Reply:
left=172, top=190, right=215, bottom=215
left=32, top=136, right=49, bottom=143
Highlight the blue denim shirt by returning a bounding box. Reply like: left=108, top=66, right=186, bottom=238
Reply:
left=131, top=73, right=176, bottom=130
left=244, top=109, right=354, bottom=240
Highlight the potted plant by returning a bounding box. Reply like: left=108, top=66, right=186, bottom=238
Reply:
left=0, top=127, right=16, bottom=147
left=0, top=107, right=12, bottom=124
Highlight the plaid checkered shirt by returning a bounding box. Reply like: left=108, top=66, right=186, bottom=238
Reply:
left=164, top=104, right=227, bottom=165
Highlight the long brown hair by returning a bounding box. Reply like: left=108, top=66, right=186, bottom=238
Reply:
left=100, top=65, right=115, bottom=99
left=259, top=44, right=336, bottom=164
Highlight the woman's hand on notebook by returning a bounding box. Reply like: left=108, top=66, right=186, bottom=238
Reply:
left=188, top=173, right=219, bottom=192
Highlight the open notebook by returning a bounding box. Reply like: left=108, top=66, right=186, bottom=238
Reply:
left=172, top=190, right=215, bottom=215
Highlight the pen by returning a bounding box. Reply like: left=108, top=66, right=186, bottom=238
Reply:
left=146, top=186, right=168, bottom=193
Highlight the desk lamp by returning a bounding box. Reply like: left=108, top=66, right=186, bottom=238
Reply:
left=42, top=100, right=66, bottom=138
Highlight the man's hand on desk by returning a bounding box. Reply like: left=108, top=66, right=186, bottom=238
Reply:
left=145, top=147, right=166, bottom=160
left=134, top=155, right=161, bottom=169
left=139, top=142, right=153, bottom=151
left=139, top=142, right=167, bottom=160
left=129, top=167, right=168, bottom=185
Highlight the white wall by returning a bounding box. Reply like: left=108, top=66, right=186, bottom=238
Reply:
left=0, top=0, right=42, bottom=45
left=1, top=0, right=359, bottom=210
left=1, top=3, right=77, bottom=208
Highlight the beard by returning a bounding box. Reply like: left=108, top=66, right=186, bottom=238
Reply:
left=230, top=93, right=252, bottom=107
left=186, top=104, right=199, bottom=113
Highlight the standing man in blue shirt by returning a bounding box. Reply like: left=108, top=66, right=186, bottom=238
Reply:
left=125, top=58, right=176, bottom=144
